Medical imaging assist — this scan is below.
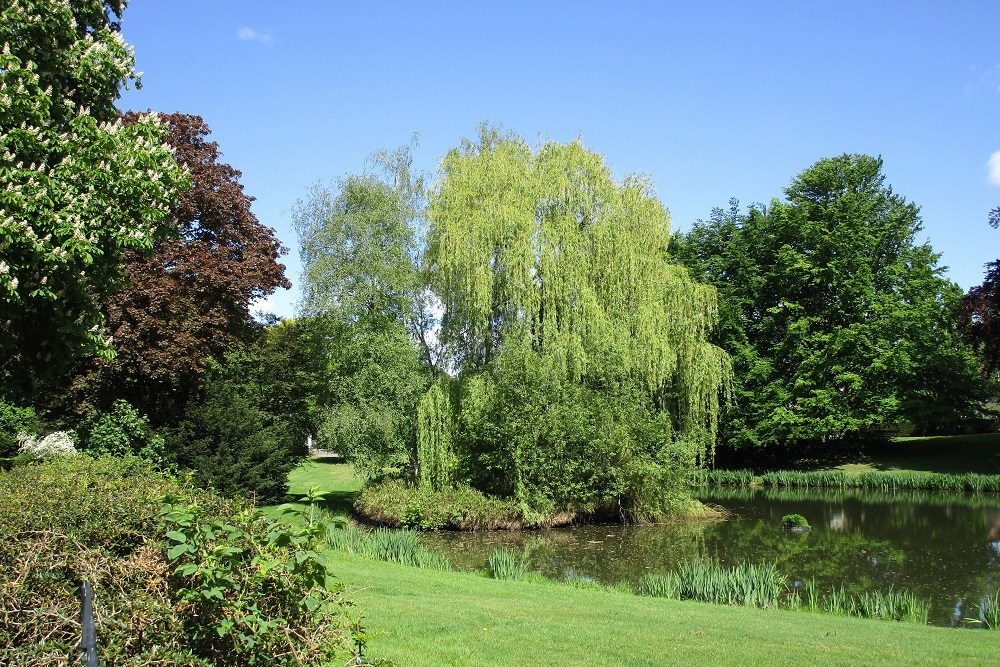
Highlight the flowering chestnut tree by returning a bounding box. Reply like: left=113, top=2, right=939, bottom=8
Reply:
left=0, top=0, right=187, bottom=399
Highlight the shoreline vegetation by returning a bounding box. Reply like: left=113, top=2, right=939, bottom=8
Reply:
left=696, top=468, right=1000, bottom=493
left=353, top=478, right=729, bottom=531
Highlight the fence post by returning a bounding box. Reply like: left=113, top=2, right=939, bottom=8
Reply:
left=79, top=580, right=99, bottom=667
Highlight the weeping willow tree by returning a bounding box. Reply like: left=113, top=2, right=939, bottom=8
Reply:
left=416, top=382, right=456, bottom=490
left=422, top=127, right=731, bottom=518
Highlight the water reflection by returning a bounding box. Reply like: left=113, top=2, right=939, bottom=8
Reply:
left=422, top=488, right=1000, bottom=626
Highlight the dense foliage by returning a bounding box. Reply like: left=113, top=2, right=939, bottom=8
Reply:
left=0, top=0, right=188, bottom=399
left=0, top=456, right=366, bottom=666
left=423, top=128, right=731, bottom=518
left=71, top=112, right=290, bottom=423
left=164, top=349, right=307, bottom=503
left=673, top=155, right=987, bottom=450
left=293, top=147, right=429, bottom=479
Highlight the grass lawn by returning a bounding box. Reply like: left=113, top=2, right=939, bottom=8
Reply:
left=334, top=551, right=997, bottom=667
left=270, top=458, right=1000, bottom=664
left=258, top=457, right=363, bottom=521
left=828, top=432, right=1000, bottom=476
left=719, top=432, right=1000, bottom=476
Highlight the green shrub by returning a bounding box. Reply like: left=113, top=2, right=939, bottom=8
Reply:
left=77, top=399, right=164, bottom=463
left=0, top=399, right=39, bottom=458
left=0, top=456, right=229, bottom=665
left=164, top=371, right=304, bottom=503
left=0, top=456, right=373, bottom=666
left=355, top=478, right=530, bottom=530
left=159, top=497, right=361, bottom=665
left=781, top=513, right=810, bottom=528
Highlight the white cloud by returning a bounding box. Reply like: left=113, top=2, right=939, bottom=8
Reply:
left=988, top=152, right=1000, bottom=186
left=237, top=26, right=273, bottom=45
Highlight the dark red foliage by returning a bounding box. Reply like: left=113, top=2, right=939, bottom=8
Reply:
left=963, top=260, right=1000, bottom=375
left=77, top=112, right=290, bottom=420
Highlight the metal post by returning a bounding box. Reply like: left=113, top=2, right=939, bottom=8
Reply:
left=79, top=580, right=99, bottom=667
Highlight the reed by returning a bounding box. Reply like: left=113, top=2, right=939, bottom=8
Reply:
left=857, top=587, right=930, bottom=623
left=636, top=572, right=677, bottom=598
left=326, top=525, right=452, bottom=570
left=488, top=547, right=530, bottom=581
left=973, top=591, right=1000, bottom=629
left=637, top=560, right=784, bottom=609
left=698, top=468, right=1000, bottom=494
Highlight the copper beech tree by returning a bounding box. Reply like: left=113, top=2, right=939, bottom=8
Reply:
left=74, top=112, right=290, bottom=420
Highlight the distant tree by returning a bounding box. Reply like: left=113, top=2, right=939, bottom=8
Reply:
left=0, top=0, right=187, bottom=399
left=293, top=145, right=429, bottom=479
left=70, top=112, right=290, bottom=423
left=961, top=211, right=1000, bottom=377
left=675, top=155, right=987, bottom=450
left=424, top=128, right=731, bottom=517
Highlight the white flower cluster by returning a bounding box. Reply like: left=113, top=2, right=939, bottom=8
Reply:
left=17, top=430, right=77, bottom=459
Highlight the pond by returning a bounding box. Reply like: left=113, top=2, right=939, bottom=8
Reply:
left=422, top=487, right=1000, bottom=627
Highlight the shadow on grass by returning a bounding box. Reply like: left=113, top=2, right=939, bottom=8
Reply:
left=714, top=432, right=1000, bottom=475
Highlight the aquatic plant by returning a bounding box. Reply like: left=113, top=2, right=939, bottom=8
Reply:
left=781, top=513, right=809, bottom=529
left=326, top=525, right=451, bottom=570
left=637, top=560, right=784, bottom=609
left=698, top=468, right=1000, bottom=494
left=488, top=547, right=531, bottom=581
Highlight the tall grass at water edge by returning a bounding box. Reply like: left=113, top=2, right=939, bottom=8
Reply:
left=636, top=561, right=933, bottom=625
left=637, top=561, right=783, bottom=608
left=488, top=547, right=531, bottom=581
left=789, top=581, right=931, bottom=624
left=698, top=469, right=1000, bottom=492
left=326, top=525, right=451, bottom=570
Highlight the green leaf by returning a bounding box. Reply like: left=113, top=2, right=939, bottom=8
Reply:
left=167, top=543, right=190, bottom=561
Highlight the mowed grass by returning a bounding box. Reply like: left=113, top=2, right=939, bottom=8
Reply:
left=277, top=458, right=999, bottom=664
left=837, top=433, right=1000, bottom=475
left=258, top=457, right=362, bottom=520
left=334, top=552, right=997, bottom=667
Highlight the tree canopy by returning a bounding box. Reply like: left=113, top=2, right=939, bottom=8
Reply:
left=674, top=155, right=986, bottom=450
left=0, top=0, right=188, bottom=399
left=71, top=112, right=290, bottom=421
left=423, top=128, right=731, bottom=516
left=293, top=147, right=429, bottom=479
left=961, top=205, right=1000, bottom=376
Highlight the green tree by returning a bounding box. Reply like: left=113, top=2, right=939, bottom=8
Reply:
left=59, top=112, right=290, bottom=426
left=293, top=146, right=430, bottom=479
left=0, top=0, right=188, bottom=399
left=674, top=155, right=987, bottom=451
left=164, top=348, right=305, bottom=503
left=425, top=128, right=731, bottom=517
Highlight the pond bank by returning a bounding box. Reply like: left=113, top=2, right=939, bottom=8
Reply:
left=333, top=550, right=998, bottom=666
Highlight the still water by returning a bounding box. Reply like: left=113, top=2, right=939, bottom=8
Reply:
left=422, top=488, right=1000, bottom=626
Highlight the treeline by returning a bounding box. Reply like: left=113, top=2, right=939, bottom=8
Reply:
left=3, top=2, right=997, bottom=522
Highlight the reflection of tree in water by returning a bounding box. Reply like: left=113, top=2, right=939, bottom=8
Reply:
left=700, top=488, right=1000, bottom=625
left=423, top=520, right=717, bottom=583
left=425, top=489, right=1000, bottom=625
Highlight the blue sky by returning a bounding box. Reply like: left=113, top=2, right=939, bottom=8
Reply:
left=118, top=1, right=1000, bottom=319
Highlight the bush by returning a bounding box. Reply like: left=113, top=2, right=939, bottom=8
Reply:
left=0, top=399, right=39, bottom=458
left=77, top=399, right=164, bottom=463
left=354, top=478, right=531, bottom=530
left=16, top=430, right=77, bottom=460
left=0, top=456, right=372, bottom=665
left=781, top=513, right=810, bottom=528
left=164, top=368, right=304, bottom=503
